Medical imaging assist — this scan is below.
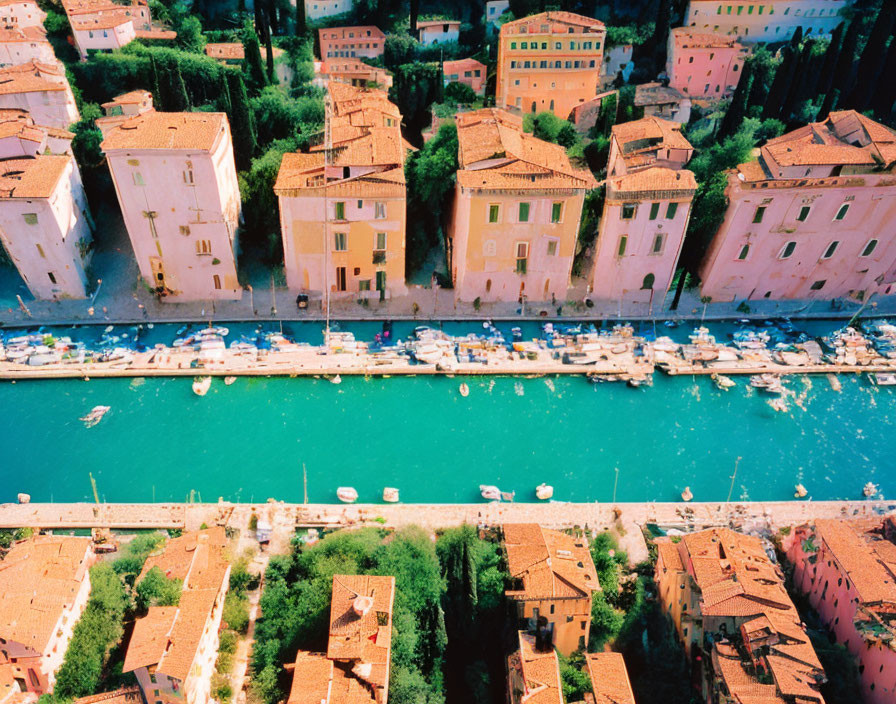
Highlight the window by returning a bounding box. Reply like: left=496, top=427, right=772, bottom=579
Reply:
left=666, top=202, right=679, bottom=219
left=488, top=204, right=499, bottom=223
left=180, top=225, right=190, bottom=236
left=335, top=201, right=345, bottom=220
left=335, top=266, right=347, bottom=291
left=547, top=239, right=558, bottom=256
left=737, top=244, right=750, bottom=260
left=797, top=205, right=811, bottom=221
left=183, top=168, right=194, bottom=185
left=213, top=274, right=221, bottom=290
left=649, top=202, right=660, bottom=220
left=375, top=202, right=386, bottom=219
left=641, top=273, right=655, bottom=290
left=133, top=172, right=144, bottom=186
left=861, top=239, right=878, bottom=257
left=810, top=279, right=826, bottom=290
left=376, top=232, right=386, bottom=250
left=23, top=212, right=37, bottom=225
left=47, top=272, right=56, bottom=284
left=334, top=232, right=347, bottom=251
left=195, top=240, right=211, bottom=255
left=359, top=279, right=371, bottom=291
left=515, top=242, right=528, bottom=274
left=752, top=206, right=766, bottom=223
left=834, top=203, right=850, bottom=220
left=779, top=241, right=796, bottom=259
left=822, top=241, right=839, bottom=259
left=518, top=202, right=530, bottom=222
left=551, top=202, right=563, bottom=223
left=651, top=234, right=664, bottom=254
left=621, top=203, right=636, bottom=220
left=617, top=235, right=627, bottom=257
left=35, top=243, right=45, bottom=258
left=376, top=271, right=386, bottom=292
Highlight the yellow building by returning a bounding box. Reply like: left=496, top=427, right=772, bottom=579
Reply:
left=496, top=11, right=606, bottom=120
left=448, top=108, right=596, bottom=304
left=275, top=83, right=409, bottom=301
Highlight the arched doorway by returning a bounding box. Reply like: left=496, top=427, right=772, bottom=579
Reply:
left=641, top=273, right=655, bottom=290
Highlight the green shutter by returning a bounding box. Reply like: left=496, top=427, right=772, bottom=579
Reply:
left=649, top=203, right=660, bottom=220
left=519, top=202, right=530, bottom=222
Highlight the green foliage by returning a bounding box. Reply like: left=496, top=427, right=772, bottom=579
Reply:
left=250, top=86, right=324, bottom=151
left=522, top=111, right=579, bottom=150
left=112, top=532, right=166, bottom=580
left=223, top=590, right=251, bottom=633
left=242, top=19, right=270, bottom=95
left=590, top=592, right=624, bottom=650
left=444, top=80, right=477, bottom=104
left=53, top=563, right=130, bottom=700
left=606, top=24, right=653, bottom=49
left=225, top=69, right=258, bottom=171
left=135, top=566, right=183, bottom=611
left=384, top=33, right=419, bottom=69
left=389, top=61, right=443, bottom=134
left=238, top=138, right=295, bottom=261
left=558, top=651, right=592, bottom=702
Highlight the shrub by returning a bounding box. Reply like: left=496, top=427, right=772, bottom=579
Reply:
left=444, top=81, right=476, bottom=104
left=223, top=591, right=250, bottom=633
left=135, top=566, right=182, bottom=611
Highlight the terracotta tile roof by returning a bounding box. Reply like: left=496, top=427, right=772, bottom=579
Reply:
left=73, top=687, right=143, bottom=704
left=516, top=631, right=564, bottom=704
left=319, top=26, right=384, bottom=41
left=124, top=529, right=230, bottom=682
left=443, top=57, right=486, bottom=74
left=671, top=27, right=742, bottom=49
left=613, top=116, right=693, bottom=152
left=101, top=111, right=228, bottom=152
left=101, top=89, right=151, bottom=108
left=656, top=539, right=684, bottom=572
left=0, top=110, right=73, bottom=144
left=456, top=108, right=596, bottom=191
left=634, top=82, right=686, bottom=107
left=327, top=574, right=394, bottom=683
left=320, top=59, right=388, bottom=77
left=133, top=29, right=175, bottom=40
left=0, top=0, right=42, bottom=8
left=0, top=536, right=92, bottom=653
left=585, top=653, right=636, bottom=704
left=0, top=60, right=67, bottom=95
left=0, top=155, right=70, bottom=199
left=814, top=519, right=896, bottom=605
left=503, top=524, right=599, bottom=600
left=0, top=26, right=49, bottom=43
left=500, top=11, right=605, bottom=33
left=416, top=19, right=460, bottom=28
left=204, top=42, right=284, bottom=61
left=286, top=652, right=333, bottom=704
left=609, top=166, right=696, bottom=195
left=61, top=0, right=146, bottom=13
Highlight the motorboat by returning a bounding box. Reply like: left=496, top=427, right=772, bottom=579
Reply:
left=535, top=483, right=553, bottom=500
left=80, top=405, right=110, bottom=428
left=750, top=374, right=785, bottom=394
left=870, top=372, right=896, bottom=386
left=863, top=482, right=878, bottom=498
left=712, top=374, right=736, bottom=390
left=626, top=372, right=652, bottom=388
left=587, top=373, right=619, bottom=383
left=383, top=487, right=399, bottom=503
left=337, top=487, right=358, bottom=503
left=681, top=486, right=693, bottom=502
left=794, top=483, right=808, bottom=498
left=330, top=374, right=342, bottom=384
left=192, top=377, right=212, bottom=396
left=459, top=382, right=470, bottom=397
left=480, top=485, right=502, bottom=501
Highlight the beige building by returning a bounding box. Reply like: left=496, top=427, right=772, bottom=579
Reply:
left=275, top=82, right=408, bottom=301
left=0, top=536, right=95, bottom=697
left=502, top=523, right=599, bottom=655
left=101, top=111, right=242, bottom=301
left=0, top=109, right=73, bottom=156
left=0, top=0, right=45, bottom=30
left=286, top=574, right=395, bottom=704
left=0, top=26, right=56, bottom=67
left=0, top=61, right=79, bottom=130
left=95, top=89, right=154, bottom=137
left=448, top=108, right=596, bottom=304
left=123, top=529, right=231, bottom=704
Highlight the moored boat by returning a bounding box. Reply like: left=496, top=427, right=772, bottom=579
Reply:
left=535, top=483, right=553, bottom=500
left=870, top=372, right=896, bottom=386
left=383, top=487, right=399, bottom=503
left=863, top=481, right=878, bottom=498
left=681, top=486, right=693, bottom=502
left=224, top=376, right=237, bottom=385
left=750, top=374, right=785, bottom=394
left=80, top=405, right=110, bottom=428
left=794, top=483, right=808, bottom=498
left=337, top=487, right=358, bottom=503
left=712, top=374, right=736, bottom=390
left=459, top=382, right=470, bottom=397
left=480, top=485, right=501, bottom=501
left=192, top=377, right=212, bottom=396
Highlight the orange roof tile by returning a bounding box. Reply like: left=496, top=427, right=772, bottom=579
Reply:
left=416, top=19, right=460, bottom=28
left=613, top=116, right=693, bottom=152
left=443, top=57, right=486, bottom=74
left=609, top=166, right=697, bottom=195
left=671, top=27, right=743, bottom=49
left=319, top=25, right=385, bottom=41
left=134, top=29, right=175, bottom=40
left=814, top=519, right=896, bottom=605
left=101, top=89, right=151, bottom=109
left=656, top=539, right=684, bottom=572
left=69, top=9, right=132, bottom=30
left=73, top=687, right=143, bottom=704
left=0, top=155, right=70, bottom=199
left=586, top=653, right=636, bottom=704
left=0, top=536, right=92, bottom=653
left=0, top=26, right=49, bottom=43
left=500, top=11, right=605, bottom=33
left=286, top=653, right=333, bottom=704
left=205, top=42, right=284, bottom=61
left=101, top=111, right=228, bottom=152
left=503, top=524, right=599, bottom=600
left=516, top=632, right=564, bottom=704
left=0, top=60, right=67, bottom=95
left=327, top=574, right=394, bottom=681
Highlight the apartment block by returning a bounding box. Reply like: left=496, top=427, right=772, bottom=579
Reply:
left=496, top=11, right=606, bottom=120
left=443, top=58, right=486, bottom=96
left=318, top=26, right=384, bottom=60
left=0, top=61, right=79, bottom=130
left=667, top=27, right=748, bottom=100
left=699, top=110, right=896, bottom=302
left=314, top=59, right=393, bottom=90
left=95, top=89, right=154, bottom=137
left=416, top=19, right=460, bottom=46
left=685, top=0, right=851, bottom=43
left=448, top=109, right=596, bottom=304
left=102, top=112, right=242, bottom=301
left=0, top=26, right=56, bottom=67
left=0, top=0, right=45, bottom=30
left=0, top=109, right=74, bottom=156
left=590, top=117, right=696, bottom=309
left=304, top=0, right=354, bottom=22
left=62, top=0, right=173, bottom=59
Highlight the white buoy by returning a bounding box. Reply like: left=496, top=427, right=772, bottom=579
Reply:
left=681, top=486, right=693, bottom=502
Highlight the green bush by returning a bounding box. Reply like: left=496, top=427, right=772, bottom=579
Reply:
left=444, top=81, right=477, bottom=104
left=112, top=532, right=165, bottom=580
left=135, top=567, right=183, bottom=611
left=223, top=591, right=250, bottom=633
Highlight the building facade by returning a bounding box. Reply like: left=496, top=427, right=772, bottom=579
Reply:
left=601, top=44, right=633, bottom=87
left=699, top=110, right=896, bottom=302
left=634, top=82, right=692, bottom=124
left=0, top=26, right=56, bottom=67
left=782, top=519, right=896, bottom=704
left=0, top=536, right=94, bottom=696
left=318, top=26, right=385, bottom=60
left=416, top=20, right=460, bottom=46
left=443, top=58, right=486, bottom=96
left=507, top=631, right=563, bottom=704
left=0, top=155, right=93, bottom=299
left=0, top=0, right=45, bottom=30
left=496, top=11, right=606, bottom=120
left=95, top=89, right=154, bottom=136
left=304, top=0, right=353, bottom=22
left=590, top=117, right=696, bottom=309
left=102, top=112, right=242, bottom=301
left=667, top=27, right=748, bottom=100
left=62, top=0, right=172, bottom=59
left=123, top=529, right=231, bottom=704
left=0, top=61, right=79, bottom=129
left=275, top=83, right=408, bottom=301
left=0, top=109, right=74, bottom=156
left=449, top=109, right=595, bottom=304
left=486, top=0, right=510, bottom=27
left=502, top=523, right=599, bottom=655
left=314, top=59, right=392, bottom=90
left=685, top=0, right=852, bottom=43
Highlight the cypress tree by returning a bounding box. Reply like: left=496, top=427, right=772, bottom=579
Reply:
left=846, top=5, right=896, bottom=111
left=817, top=87, right=840, bottom=122
left=763, top=46, right=797, bottom=120
left=266, top=0, right=279, bottom=35
left=295, top=0, right=306, bottom=37
left=241, top=20, right=269, bottom=95
left=745, top=50, right=774, bottom=116
left=224, top=71, right=256, bottom=172
left=829, top=19, right=862, bottom=98
left=149, top=55, right=162, bottom=109
left=872, top=38, right=896, bottom=118
left=648, top=0, right=673, bottom=74
left=816, top=21, right=844, bottom=98
left=410, top=0, right=419, bottom=35
left=217, top=71, right=232, bottom=115
left=718, top=61, right=753, bottom=139
left=263, top=10, right=276, bottom=82
left=781, top=39, right=815, bottom=121
left=789, top=25, right=803, bottom=48
left=168, top=61, right=191, bottom=112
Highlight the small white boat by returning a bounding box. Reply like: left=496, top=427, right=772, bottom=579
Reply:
left=535, top=483, right=553, bottom=500
left=330, top=374, right=342, bottom=384
left=192, top=377, right=212, bottom=396
left=751, top=374, right=785, bottom=394
left=712, top=374, right=736, bottom=390
left=827, top=373, right=842, bottom=391
left=224, top=376, right=237, bottom=385
left=870, top=372, right=896, bottom=386
left=863, top=482, right=878, bottom=498
left=459, top=382, right=470, bottom=397
left=337, top=487, right=358, bottom=503
left=80, top=405, right=110, bottom=428
left=681, top=486, right=693, bottom=502
left=794, top=483, right=808, bottom=498
left=383, top=487, right=399, bottom=503
left=480, top=485, right=502, bottom=501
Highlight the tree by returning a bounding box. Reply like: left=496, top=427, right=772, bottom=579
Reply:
left=167, top=59, right=191, bottom=111
left=384, top=33, right=419, bottom=70
left=242, top=19, right=269, bottom=95
left=745, top=47, right=777, bottom=117
left=295, top=0, right=306, bottom=37
left=789, top=25, right=803, bottom=48
left=559, top=653, right=592, bottom=702
left=816, top=21, right=844, bottom=98
left=444, top=80, right=476, bottom=104
left=225, top=70, right=257, bottom=171
left=762, top=45, right=797, bottom=120
left=845, top=4, right=896, bottom=111
left=409, top=0, right=419, bottom=34
left=781, top=39, right=816, bottom=121
left=872, top=37, right=896, bottom=118
left=389, top=62, right=443, bottom=136
left=149, top=54, right=162, bottom=107
left=718, top=60, right=753, bottom=139
left=828, top=18, right=862, bottom=100
left=135, top=566, right=183, bottom=610
left=175, top=15, right=205, bottom=53
left=646, top=0, right=673, bottom=74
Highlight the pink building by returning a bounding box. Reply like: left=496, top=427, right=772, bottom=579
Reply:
left=783, top=518, right=896, bottom=704
left=318, top=26, right=384, bottom=60
left=0, top=0, right=45, bottom=30
left=590, top=117, right=696, bottom=309
left=443, top=58, right=486, bottom=96
left=62, top=0, right=172, bottom=59
left=0, top=61, right=79, bottom=129
left=416, top=19, right=460, bottom=46
left=0, top=154, right=93, bottom=299
left=95, top=89, right=153, bottom=137
left=0, top=109, right=74, bottom=156
left=448, top=108, right=596, bottom=304
left=667, top=27, right=748, bottom=100
left=0, top=536, right=95, bottom=696
left=0, top=26, right=56, bottom=67
left=699, top=110, right=896, bottom=302
left=102, top=112, right=242, bottom=301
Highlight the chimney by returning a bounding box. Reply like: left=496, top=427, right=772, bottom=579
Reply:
left=353, top=595, right=374, bottom=617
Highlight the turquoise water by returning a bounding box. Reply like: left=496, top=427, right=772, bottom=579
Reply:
left=1, top=343, right=893, bottom=504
